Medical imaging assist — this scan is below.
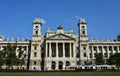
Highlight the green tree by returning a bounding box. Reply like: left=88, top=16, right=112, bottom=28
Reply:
left=0, top=51, right=4, bottom=68
left=108, top=53, right=120, bottom=69
left=95, top=53, right=104, bottom=65
left=4, top=43, right=17, bottom=69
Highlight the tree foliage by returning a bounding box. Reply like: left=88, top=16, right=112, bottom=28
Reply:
left=0, top=51, right=4, bottom=67
left=95, top=53, right=104, bottom=65
left=4, top=43, right=17, bottom=69
left=108, top=53, right=120, bottom=69
left=0, top=43, right=25, bottom=69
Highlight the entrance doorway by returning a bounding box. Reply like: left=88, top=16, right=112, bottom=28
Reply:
left=51, top=61, right=56, bottom=70
left=59, top=61, right=63, bottom=70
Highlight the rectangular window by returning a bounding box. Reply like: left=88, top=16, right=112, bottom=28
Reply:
left=51, top=43, right=56, bottom=57
left=90, top=53, right=92, bottom=58
left=93, top=46, right=97, bottom=51
left=103, top=46, right=107, bottom=51
left=114, top=46, right=117, bottom=51
left=104, top=53, right=107, bottom=58
left=34, top=46, right=37, bottom=50
left=58, top=43, right=63, bottom=57
left=34, top=61, right=36, bottom=65
left=83, top=46, right=86, bottom=50
left=98, top=46, right=102, bottom=51
left=109, top=46, right=112, bottom=51
left=65, top=43, right=70, bottom=57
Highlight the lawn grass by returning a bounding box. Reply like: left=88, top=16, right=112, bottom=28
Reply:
left=0, top=72, right=119, bottom=76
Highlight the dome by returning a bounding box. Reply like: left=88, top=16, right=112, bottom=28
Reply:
left=33, top=18, right=42, bottom=24
left=57, top=25, right=63, bottom=29
left=79, top=18, right=87, bottom=24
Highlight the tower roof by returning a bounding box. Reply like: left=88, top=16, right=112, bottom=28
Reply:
left=78, top=18, right=87, bottom=24
left=33, top=18, right=42, bottom=24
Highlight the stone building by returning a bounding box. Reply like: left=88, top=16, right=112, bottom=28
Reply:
left=0, top=18, right=120, bottom=70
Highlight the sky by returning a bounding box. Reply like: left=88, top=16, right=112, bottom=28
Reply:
left=0, top=0, right=120, bottom=40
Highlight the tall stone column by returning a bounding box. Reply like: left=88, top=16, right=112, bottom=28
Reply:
left=46, top=42, right=48, bottom=57
left=49, top=42, right=51, bottom=57
left=56, top=42, right=58, bottom=57
left=26, top=46, right=28, bottom=59
left=107, top=46, right=109, bottom=59
left=102, top=46, right=104, bottom=58
left=70, top=43, right=72, bottom=57
left=117, top=46, right=119, bottom=53
left=63, top=42, right=65, bottom=57
left=73, top=43, right=76, bottom=57
left=91, top=46, right=95, bottom=65
left=96, top=46, right=98, bottom=53
left=112, top=46, right=114, bottom=54
left=91, top=46, right=94, bottom=59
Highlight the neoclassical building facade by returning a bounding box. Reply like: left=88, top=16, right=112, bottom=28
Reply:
left=0, top=18, right=120, bottom=70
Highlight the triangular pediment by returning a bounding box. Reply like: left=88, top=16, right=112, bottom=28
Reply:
left=46, top=33, right=75, bottom=40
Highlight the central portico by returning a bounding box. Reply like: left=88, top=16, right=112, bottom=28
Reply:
left=45, top=25, right=76, bottom=70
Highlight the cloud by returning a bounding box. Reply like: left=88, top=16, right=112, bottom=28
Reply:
left=41, top=18, right=46, bottom=24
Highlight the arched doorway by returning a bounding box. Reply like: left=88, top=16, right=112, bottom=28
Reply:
left=66, top=61, right=70, bottom=66
left=51, top=61, right=56, bottom=70
left=59, top=61, right=63, bottom=70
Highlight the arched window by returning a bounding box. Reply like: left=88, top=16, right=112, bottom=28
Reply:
left=35, top=31, right=38, bottom=34
left=84, top=52, right=86, bottom=57
left=35, top=26, right=39, bottom=29
left=34, top=52, right=37, bottom=57
left=34, top=46, right=37, bottom=50
left=82, top=26, right=85, bottom=29
left=82, top=31, right=85, bottom=34
left=66, top=61, right=70, bottom=66
left=34, top=61, right=36, bottom=65
left=51, top=61, right=56, bottom=70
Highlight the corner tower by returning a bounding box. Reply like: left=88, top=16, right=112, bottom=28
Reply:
left=29, top=18, right=43, bottom=70
left=78, top=18, right=90, bottom=65
left=32, top=18, right=42, bottom=36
